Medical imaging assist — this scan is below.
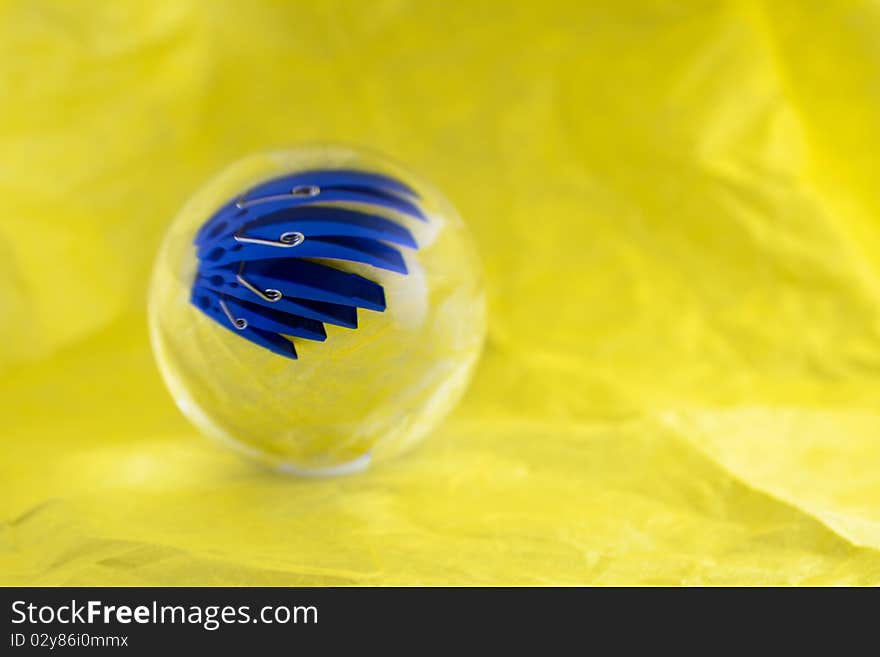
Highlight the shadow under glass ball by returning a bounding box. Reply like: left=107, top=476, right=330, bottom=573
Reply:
left=148, top=146, right=486, bottom=475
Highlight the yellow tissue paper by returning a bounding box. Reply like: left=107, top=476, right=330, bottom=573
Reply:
left=3, top=0, right=880, bottom=585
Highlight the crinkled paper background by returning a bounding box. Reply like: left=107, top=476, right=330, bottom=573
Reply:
left=2, top=0, right=880, bottom=585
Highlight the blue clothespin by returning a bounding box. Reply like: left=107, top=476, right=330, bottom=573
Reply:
left=190, top=169, right=423, bottom=359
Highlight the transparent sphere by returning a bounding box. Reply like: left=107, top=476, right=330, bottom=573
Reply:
left=149, top=146, right=486, bottom=475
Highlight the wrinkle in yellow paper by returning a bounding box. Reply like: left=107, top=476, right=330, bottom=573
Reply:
left=2, top=0, right=880, bottom=585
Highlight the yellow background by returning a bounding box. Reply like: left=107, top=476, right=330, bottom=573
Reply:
left=3, top=0, right=880, bottom=585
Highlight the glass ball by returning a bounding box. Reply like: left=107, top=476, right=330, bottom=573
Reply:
left=149, top=146, right=486, bottom=475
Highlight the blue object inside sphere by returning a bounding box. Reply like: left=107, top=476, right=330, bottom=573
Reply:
left=190, top=169, right=425, bottom=359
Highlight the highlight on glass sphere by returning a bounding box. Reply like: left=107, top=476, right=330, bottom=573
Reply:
left=148, top=145, right=487, bottom=475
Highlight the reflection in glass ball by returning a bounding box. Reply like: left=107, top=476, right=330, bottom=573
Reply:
left=149, top=146, right=486, bottom=475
